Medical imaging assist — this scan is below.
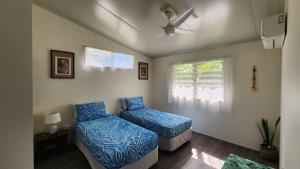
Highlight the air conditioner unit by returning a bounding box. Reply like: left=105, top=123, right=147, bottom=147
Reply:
left=261, top=13, right=286, bottom=49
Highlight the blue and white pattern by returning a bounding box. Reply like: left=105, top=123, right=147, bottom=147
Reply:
left=125, top=96, right=145, bottom=110
left=75, top=101, right=107, bottom=122
left=121, top=108, right=192, bottom=138
left=75, top=115, right=158, bottom=169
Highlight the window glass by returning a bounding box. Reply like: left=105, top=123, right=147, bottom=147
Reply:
left=170, top=59, right=224, bottom=102
left=85, top=47, right=112, bottom=68
left=171, top=63, right=194, bottom=100
left=196, top=60, right=224, bottom=102
left=85, top=47, right=134, bottom=69
left=113, top=53, right=134, bottom=69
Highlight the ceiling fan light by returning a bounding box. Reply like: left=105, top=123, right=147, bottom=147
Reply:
left=165, top=26, right=175, bottom=36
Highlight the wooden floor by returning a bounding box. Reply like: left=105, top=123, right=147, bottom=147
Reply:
left=35, top=132, right=278, bottom=169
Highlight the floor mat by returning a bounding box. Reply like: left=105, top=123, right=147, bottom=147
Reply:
left=222, top=154, right=273, bottom=169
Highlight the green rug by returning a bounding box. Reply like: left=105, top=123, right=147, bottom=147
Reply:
left=222, top=154, right=273, bottom=169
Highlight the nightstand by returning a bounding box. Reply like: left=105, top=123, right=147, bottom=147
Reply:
left=34, top=129, right=69, bottom=161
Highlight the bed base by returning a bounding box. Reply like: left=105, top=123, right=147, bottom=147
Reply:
left=158, top=128, right=192, bottom=152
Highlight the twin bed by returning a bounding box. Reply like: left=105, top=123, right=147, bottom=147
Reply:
left=121, top=108, right=192, bottom=151
left=74, top=97, right=192, bottom=169
left=74, top=115, right=158, bottom=169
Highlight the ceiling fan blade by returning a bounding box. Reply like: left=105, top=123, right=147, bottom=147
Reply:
left=174, top=8, right=194, bottom=27
left=176, top=27, right=196, bottom=32
left=175, top=29, right=194, bottom=34
left=153, top=32, right=165, bottom=39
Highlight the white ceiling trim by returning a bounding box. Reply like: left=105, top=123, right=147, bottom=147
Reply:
left=90, top=0, right=150, bottom=38
left=250, top=0, right=260, bottom=38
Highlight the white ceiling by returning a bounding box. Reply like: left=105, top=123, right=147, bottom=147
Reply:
left=33, top=0, right=284, bottom=57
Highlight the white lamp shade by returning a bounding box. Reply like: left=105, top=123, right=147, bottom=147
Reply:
left=45, top=112, right=61, bottom=124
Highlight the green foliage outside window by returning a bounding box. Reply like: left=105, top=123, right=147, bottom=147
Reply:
left=173, top=63, right=193, bottom=75
left=173, top=60, right=223, bottom=77
left=197, top=61, right=223, bottom=75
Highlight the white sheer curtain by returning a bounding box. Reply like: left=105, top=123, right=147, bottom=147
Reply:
left=168, top=57, right=232, bottom=113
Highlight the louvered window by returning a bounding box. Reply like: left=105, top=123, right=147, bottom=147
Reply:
left=170, top=59, right=224, bottom=102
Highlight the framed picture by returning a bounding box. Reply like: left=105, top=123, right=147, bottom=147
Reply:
left=51, top=50, right=75, bottom=79
left=138, top=62, right=148, bottom=80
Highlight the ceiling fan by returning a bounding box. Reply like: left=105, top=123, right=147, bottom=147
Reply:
left=155, top=4, right=195, bottom=38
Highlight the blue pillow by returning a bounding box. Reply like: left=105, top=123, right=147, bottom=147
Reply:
left=125, top=96, right=145, bottom=110
left=75, top=101, right=107, bottom=122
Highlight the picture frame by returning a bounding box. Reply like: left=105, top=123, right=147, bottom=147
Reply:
left=51, top=50, right=75, bottom=79
left=138, top=62, right=148, bottom=80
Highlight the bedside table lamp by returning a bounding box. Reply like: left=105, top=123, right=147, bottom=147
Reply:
left=45, top=112, right=61, bottom=134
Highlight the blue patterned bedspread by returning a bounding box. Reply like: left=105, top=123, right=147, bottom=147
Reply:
left=121, top=108, right=192, bottom=138
left=75, top=115, right=158, bottom=169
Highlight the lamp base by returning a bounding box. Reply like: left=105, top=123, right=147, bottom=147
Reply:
left=47, top=124, right=58, bottom=134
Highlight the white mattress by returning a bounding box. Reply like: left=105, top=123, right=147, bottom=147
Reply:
left=158, top=128, right=192, bottom=152
left=74, top=137, right=158, bottom=169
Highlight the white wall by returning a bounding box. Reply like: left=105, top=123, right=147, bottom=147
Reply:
left=0, top=1, right=33, bottom=169
left=33, top=4, right=152, bottom=133
left=152, top=41, right=281, bottom=150
left=280, top=0, right=300, bottom=168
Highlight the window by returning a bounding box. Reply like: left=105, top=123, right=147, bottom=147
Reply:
left=85, top=47, right=112, bottom=68
left=171, top=63, right=194, bottom=100
left=113, top=53, right=134, bottom=69
left=170, top=59, right=225, bottom=102
left=85, top=47, right=134, bottom=69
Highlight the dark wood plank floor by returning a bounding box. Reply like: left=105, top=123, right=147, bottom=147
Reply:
left=35, top=132, right=278, bottom=169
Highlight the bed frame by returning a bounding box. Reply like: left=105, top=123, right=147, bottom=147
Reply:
left=158, top=128, right=192, bottom=152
